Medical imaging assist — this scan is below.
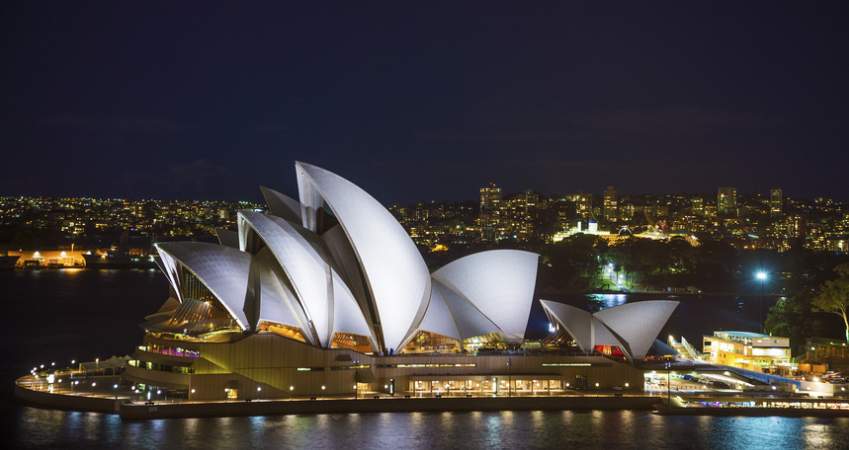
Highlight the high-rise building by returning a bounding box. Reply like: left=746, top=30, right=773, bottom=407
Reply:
left=566, top=193, right=592, bottom=219
left=414, top=202, right=429, bottom=222
left=717, top=187, right=737, bottom=216
left=770, top=188, right=783, bottom=216
left=501, top=190, right=538, bottom=241
left=603, top=186, right=618, bottom=222
left=691, top=197, right=704, bottom=216
left=479, top=182, right=501, bottom=242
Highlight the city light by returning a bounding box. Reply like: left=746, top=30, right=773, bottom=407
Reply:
left=755, top=270, right=768, bottom=281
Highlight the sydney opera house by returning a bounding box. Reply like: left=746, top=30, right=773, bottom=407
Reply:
left=127, top=162, right=678, bottom=400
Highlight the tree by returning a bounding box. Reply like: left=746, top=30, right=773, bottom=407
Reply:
left=813, top=263, right=849, bottom=343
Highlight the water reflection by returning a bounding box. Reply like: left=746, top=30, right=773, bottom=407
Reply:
left=11, top=406, right=849, bottom=449
left=587, top=293, right=627, bottom=311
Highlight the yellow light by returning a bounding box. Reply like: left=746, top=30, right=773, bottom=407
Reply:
left=430, top=243, right=449, bottom=253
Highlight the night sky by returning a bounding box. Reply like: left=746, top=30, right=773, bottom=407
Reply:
left=2, top=2, right=848, bottom=203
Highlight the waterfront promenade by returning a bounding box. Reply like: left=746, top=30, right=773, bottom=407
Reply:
left=15, top=372, right=849, bottom=420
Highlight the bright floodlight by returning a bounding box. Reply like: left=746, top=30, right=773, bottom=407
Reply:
left=755, top=271, right=768, bottom=281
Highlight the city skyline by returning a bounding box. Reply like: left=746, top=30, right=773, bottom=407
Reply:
left=3, top=176, right=847, bottom=255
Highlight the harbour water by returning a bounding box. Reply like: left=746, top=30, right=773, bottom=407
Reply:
left=3, top=269, right=848, bottom=449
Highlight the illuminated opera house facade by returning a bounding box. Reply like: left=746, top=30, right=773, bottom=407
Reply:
left=128, top=162, right=678, bottom=400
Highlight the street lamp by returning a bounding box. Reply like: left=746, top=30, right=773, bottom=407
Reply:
left=665, top=362, right=672, bottom=408
left=755, top=270, right=769, bottom=331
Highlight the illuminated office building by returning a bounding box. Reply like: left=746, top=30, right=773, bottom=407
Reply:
left=770, top=188, right=783, bottom=216
left=703, top=331, right=792, bottom=373
left=479, top=182, right=501, bottom=242
left=717, top=187, right=737, bottom=216
left=603, top=186, right=618, bottom=222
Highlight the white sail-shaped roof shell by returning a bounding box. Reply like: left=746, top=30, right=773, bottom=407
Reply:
left=591, top=319, right=627, bottom=353
left=331, top=272, right=377, bottom=349
left=540, top=299, right=679, bottom=360
left=432, top=250, right=538, bottom=341
left=154, top=242, right=251, bottom=330
left=253, top=248, right=309, bottom=331
left=215, top=228, right=239, bottom=248
left=238, top=211, right=332, bottom=347
left=416, top=281, right=462, bottom=340
left=259, top=186, right=302, bottom=223
left=157, top=248, right=183, bottom=303
left=295, top=162, right=431, bottom=354
left=540, top=300, right=594, bottom=352
left=594, top=300, right=679, bottom=359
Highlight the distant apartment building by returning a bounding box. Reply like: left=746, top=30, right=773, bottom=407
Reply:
left=565, top=193, right=593, bottom=220
left=717, top=187, right=737, bottom=216
left=603, top=186, right=618, bottom=222
left=479, top=182, right=501, bottom=242
left=770, top=187, right=783, bottom=216
left=500, top=191, right=539, bottom=242
left=690, top=197, right=704, bottom=216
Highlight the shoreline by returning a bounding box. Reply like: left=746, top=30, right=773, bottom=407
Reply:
left=16, top=379, right=849, bottom=420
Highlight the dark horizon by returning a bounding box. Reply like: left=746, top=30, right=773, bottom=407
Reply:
left=3, top=2, right=848, bottom=203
